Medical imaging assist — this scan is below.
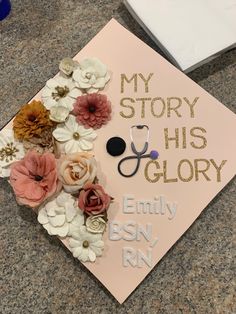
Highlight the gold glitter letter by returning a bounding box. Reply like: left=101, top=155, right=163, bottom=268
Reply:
left=144, top=160, right=163, bottom=183
left=138, top=73, right=154, bottom=93
left=167, top=97, right=182, bottom=118
left=177, top=159, right=194, bottom=182
left=164, top=128, right=179, bottom=149
left=163, top=160, right=178, bottom=183
left=190, top=127, right=207, bottom=149
left=194, top=159, right=211, bottom=181
left=136, top=98, right=151, bottom=118
left=182, top=127, right=187, bottom=149
left=151, top=97, right=166, bottom=118
left=210, top=159, right=227, bottom=182
left=184, top=97, right=199, bottom=118
left=121, top=74, right=138, bottom=93
left=120, top=98, right=135, bottom=118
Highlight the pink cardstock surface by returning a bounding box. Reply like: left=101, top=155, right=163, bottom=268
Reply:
left=4, top=19, right=236, bottom=303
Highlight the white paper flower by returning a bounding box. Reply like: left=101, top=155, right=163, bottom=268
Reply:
left=59, top=57, right=79, bottom=76
left=53, top=115, right=97, bottom=154
left=49, top=106, right=70, bottom=123
left=86, top=215, right=106, bottom=234
left=73, top=57, right=110, bottom=93
left=41, top=75, right=82, bottom=111
left=69, top=226, right=104, bottom=262
left=0, top=129, right=24, bottom=178
left=38, top=191, right=84, bottom=237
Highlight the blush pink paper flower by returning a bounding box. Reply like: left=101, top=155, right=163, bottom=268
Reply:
left=10, top=150, right=59, bottom=208
left=72, top=93, right=112, bottom=129
left=78, top=182, right=111, bottom=216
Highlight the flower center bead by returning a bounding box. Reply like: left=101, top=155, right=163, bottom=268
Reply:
left=83, top=240, right=89, bottom=248
left=0, top=142, right=19, bottom=162
left=73, top=132, right=80, bottom=140
left=35, top=175, right=43, bottom=181
left=88, top=105, right=96, bottom=113
left=52, top=86, right=70, bottom=100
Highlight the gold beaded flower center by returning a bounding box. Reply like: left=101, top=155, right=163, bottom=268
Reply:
left=73, top=132, right=80, bottom=140
left=82, top=240, right=89, bottom=248
left=0, top=142, right=19, bottom=162
left=52, top=86, right=70, bottom=100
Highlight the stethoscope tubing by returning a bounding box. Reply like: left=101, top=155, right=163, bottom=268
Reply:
left=118, top=125, right=151, bottom=178
left=118, top=155, right=141, bottom=177
left=118, top=151, right=151, bottom=177
left=118, top=154, right=150, bottom=178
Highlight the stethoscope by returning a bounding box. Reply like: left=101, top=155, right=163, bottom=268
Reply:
left=118, top=125, right=159, bottom=177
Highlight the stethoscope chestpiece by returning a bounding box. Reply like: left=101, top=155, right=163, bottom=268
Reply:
left=150, top=150, right=159, bottom=160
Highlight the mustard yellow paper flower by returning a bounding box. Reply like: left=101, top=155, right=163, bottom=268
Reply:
left=13, top=100, right=53, bottom=140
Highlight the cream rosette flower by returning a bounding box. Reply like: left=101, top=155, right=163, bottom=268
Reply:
left=53, top=115, right=97, bottom=154
left=69, top=226, right=104, bottom=262
left=86, top=215, right=106, bottom=234
left=59, top=57, right=79, bottom=76
left=59, top=152, right=97, bottom=193
left=41, top=75, right=82, bottom=111
left=49, top=106, right=70, bottom=123
left=38, top=191, right=84, bottom=237
left=73, top=57, right=110, bottom=93
left=0, top=129, right=24, bottom=178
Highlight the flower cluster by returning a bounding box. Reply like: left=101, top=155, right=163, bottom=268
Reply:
left=1, top=57, right=113, bottom=263
left=42, top=56, right=112, bottom=131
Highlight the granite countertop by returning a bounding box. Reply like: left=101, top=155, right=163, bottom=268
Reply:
left=0, top=1, right=235, bottom=313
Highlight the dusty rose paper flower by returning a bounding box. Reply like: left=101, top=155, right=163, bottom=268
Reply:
left=78, top=182, right=111, bottom=216
left=10, top=150, right=59, bottom=208
left=72, top=93, right=112, bottom=129
left=58, top=152, right=97, bottom=193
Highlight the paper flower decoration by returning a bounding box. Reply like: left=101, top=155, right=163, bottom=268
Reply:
left=69, top=226, right=104, bottom=262
left=0, top=129, right=24, bottom=178
left=86, top=215, right=106, bottom=234
left=5, top=55, right=113, bottom=264
left=59, top=57, right=79, bottom=76
left=73, top=57, right=110, bottom=93
left=72, top=93, right=112, bottom=129
left=10, top=150, right=59, bottom=208
left=78, top=182, right=111, bottom=216
left=49, top=106, right=70, bottom=123
left=53, top=115, right=97, bottom=154
left=58, top=152, right=97, bottom=193
left=13, top=100, right=53, bottom=141
left=41, top=76, right=82, bottom=111
left=23, top=129, right=54, bottom=154
left=38, top=191, right=84, bottom=237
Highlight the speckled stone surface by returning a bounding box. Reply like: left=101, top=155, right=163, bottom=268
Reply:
left=0, top=1, right=235, bottom=313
